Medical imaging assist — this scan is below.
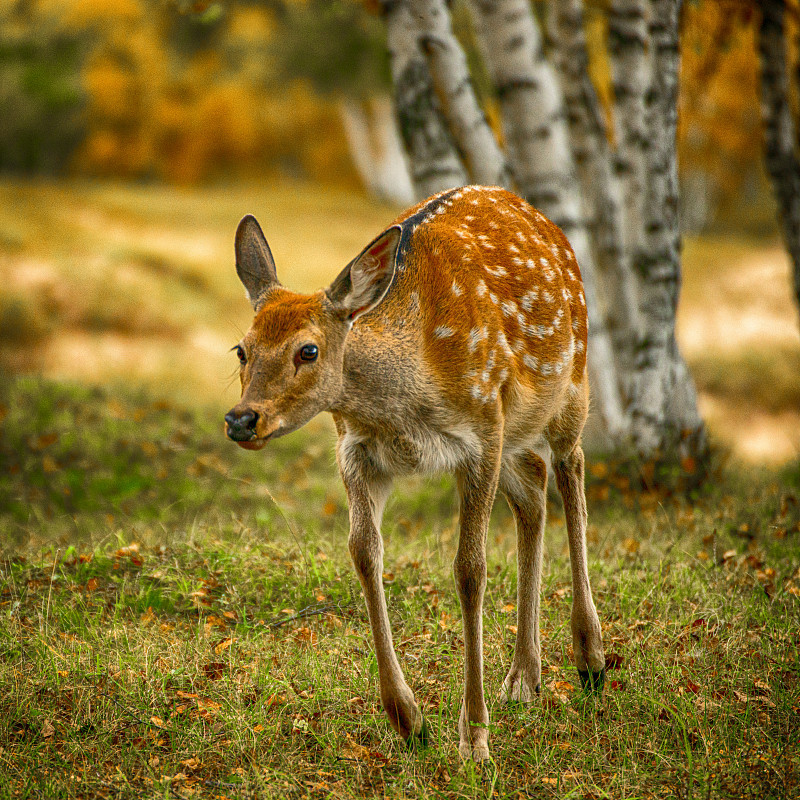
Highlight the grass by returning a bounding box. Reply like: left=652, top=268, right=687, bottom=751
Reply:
left=1, top=376, right=800, bottom=799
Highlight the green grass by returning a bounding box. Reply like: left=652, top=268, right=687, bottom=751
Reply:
left=1, top=376, right=800, bottom=798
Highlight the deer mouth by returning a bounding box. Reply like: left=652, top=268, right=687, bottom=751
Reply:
left=233, top=424, right=284, bottom=450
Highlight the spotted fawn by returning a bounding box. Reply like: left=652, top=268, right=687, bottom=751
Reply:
left=225, top=186, right=606, bottom=761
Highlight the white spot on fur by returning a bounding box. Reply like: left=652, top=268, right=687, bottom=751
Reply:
left=521, top=289, right=538, bottom=311
left=497, top=330, right=513, bottom=355
left=523, top=354, right=539, bottom=371
left=434, top=326, right=454, bottom=339
left=476, top=279, right=487, bottom=297
left=486, top=264, right=507, bottom=277
left=489, top=292, right=498, bottom=304
left=501, top=300, right=518, bottom=318
left=467, top=326, right=488, bottom=353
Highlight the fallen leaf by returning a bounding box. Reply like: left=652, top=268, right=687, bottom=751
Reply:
left=203, top=661, right=226, bottom=680
left=292, top=627, right=317, bottom=645
left=214, top=637, right=232, bottom=654
left=41, top=719, right=54, bottom=738
left=605, top=652, right=624, bottom=670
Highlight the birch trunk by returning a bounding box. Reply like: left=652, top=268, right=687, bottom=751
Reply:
left=627, top=0, right=705, bottom=458
left=608, top=0, right=651, bottom=264
left=548, top=0, right=640, bottom=378
left=467, top=0, right=626, bottom=437
left=411, top=0, right=512, bottom=188
left=759, top=0, right=800, bottom=326
left=340, top=98, right=415, bottom=205
left=382, top=0, right=468, bottom=198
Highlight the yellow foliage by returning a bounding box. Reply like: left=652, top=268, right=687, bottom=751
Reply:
left=227, top=6, right=276, bottom=45
left=64, top=0, right=143, bottom=27
left=678, top=0, right=761, bottom=199
left=65, top=1, right=357, bottom=185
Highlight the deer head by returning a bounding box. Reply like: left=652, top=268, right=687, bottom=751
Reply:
left=224, top=215, right=402, bottom=449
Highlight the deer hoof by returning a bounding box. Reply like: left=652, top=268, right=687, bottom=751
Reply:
left=459, top=740, right=491, bottom=762
left=578, top=666, right=606, bottom=694
left=499, top=667, right=541, bottom=704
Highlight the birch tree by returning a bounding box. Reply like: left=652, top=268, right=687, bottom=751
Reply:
left=758, top=0, right=800, bottom=326
left=379, top=0, right=706, bottom=462
left=384, top=0, right=468, bottom=196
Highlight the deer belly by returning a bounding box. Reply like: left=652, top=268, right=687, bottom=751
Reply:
left=339, top=421, right=481, bottom=477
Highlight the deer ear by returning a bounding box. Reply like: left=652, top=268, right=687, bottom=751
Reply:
left=326, top=225, right=401, bottom=323
left=235, top=215, right=279, bottom=309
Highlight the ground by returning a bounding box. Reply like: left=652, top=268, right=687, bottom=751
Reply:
left=0, top=180, right=799, bottom=798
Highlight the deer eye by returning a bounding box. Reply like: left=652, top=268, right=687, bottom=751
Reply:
left=235, top=346, right=247, bottom=365
left=298, top=344, right=318, bottom=363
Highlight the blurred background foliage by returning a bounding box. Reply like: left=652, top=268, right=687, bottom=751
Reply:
left=0, top=0, right=786, bottom=232
left=0, top=0, right=390, bottom=186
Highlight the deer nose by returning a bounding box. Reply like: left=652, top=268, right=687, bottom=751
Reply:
left=225, top=409, right=259, bottom=441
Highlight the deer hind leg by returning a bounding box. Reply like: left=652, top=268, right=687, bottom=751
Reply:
left=341, top=459, right=425, bottom=745
left=498, top=449, right=548, bottom=703
left=454, top=453, right=501, bottom=761
left=552, top=444, right=606, bottom=691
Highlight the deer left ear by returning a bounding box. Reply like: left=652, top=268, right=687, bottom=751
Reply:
left=326, top=226, right=402, bottom=323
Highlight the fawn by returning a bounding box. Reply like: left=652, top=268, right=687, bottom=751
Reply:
left=225, top=186, right=605, bottom=761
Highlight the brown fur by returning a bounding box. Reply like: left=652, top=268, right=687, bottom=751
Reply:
left=227, top=186, right=605, bottom=761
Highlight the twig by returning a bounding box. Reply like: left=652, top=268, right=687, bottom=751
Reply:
left=264, top=600, right=356, bottom=629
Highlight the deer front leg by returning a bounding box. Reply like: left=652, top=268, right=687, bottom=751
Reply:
left=553, top=445, right=605, bottom=691
left=454, top=455, right=500, bottom=761
left=498, top=451, right=548, bottom=703
left=343, top=468, right=425, bottom=744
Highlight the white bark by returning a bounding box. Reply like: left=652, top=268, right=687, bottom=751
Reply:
left=759, top=0, right=800, bottom=326
left=628, top=0, right=704, bottom=456
left=468, top=0, right=626, bottom=438
left=608, top=0, right=651, bottom=264
left=548, top=0, right=640, bottom=377
left=339, top=97, right=415, bottom=205
left=411, top=0, right=511, bottom=187
left=383, top=0, right=468, bottom=197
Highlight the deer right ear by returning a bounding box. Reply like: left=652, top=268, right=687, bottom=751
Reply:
left=326, top=226, right=401, bottom=323
left=235, top=215, right=279, bottom=309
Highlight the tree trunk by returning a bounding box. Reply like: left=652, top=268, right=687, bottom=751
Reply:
left=382, top=0, right=468, bottom=198
left=627, top=0, right=705, bottom=458
left=607, top=0, right=651, bottom=265
left=548, top=0, right=640, bottom=378
left=466, top=0, right=627, bottom=438
left=340, top=97, right=415, bottom=205
left=759, top=0, right=800, bottom=326
left=411, top=0, right=512, bottom=188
